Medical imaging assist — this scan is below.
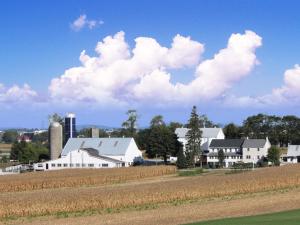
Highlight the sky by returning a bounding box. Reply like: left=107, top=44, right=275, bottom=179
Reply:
left=0, top=0, right=300, bottom=128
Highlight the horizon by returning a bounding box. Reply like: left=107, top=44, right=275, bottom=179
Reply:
left=1, top=0, right=300, bottom=128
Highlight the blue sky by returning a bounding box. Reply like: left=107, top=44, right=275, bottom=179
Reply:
left=0, top=0, right=300, bottom=128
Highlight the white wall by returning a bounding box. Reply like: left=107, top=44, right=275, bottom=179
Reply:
left=34, top=150, right=124, bottom=171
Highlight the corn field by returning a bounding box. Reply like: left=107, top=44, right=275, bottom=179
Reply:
left=1, top=165, right=300, bottom=218
left=0, top=166, right=176, bottom=192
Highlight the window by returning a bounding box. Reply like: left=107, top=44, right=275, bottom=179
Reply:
left=257, top=148, right=260, bottom=151
left=122, top=163, right=125, bottom=167
left=88, top=164, right=94, bottom=167
left=57, top=163, right=62, bottom=167
left=70, top=163, right=74, bottom=167
left=257, top=155, right=260, bottom=159
left=82, top=164, right=86, bottom=167
left=76, top=163, right=80, bottom=167
left=63, top=164, right=68, bottom=167
left=51, top=164, right=55, bottom=167
left=247, top=148, right=250, bottom=151
left=102, top=163, right=108, bottom=167
left=246, top=155, right=251, bottom=159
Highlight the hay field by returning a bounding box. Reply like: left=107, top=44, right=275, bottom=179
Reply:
left=1, top=165, right=300, bottom=220
left=0, top=166, right=176, bottom=192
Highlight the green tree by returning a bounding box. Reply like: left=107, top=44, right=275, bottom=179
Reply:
left=218, top=149, right=225, bottom=168
left=11, top=142, right=49, bottom=163
left=186, top=106, right=202, bottom=168
left=2, top=130, right=18, bottom=143
left=267, top=146, right=280, bottom=166
left=223, top=123, right=242, bottom=138
left=122, top=109, right=138, bottom=137
left=168, top=122, right=183, bottom=132
left=147, top=115, right=181, bottom=163
left=150, top=115, right=165, bottom=127
left=176, top=146, right=187, bottom=169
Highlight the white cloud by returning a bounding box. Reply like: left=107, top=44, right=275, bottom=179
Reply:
left=48, top=30, right=262, bottom=106
left=222, top=64, right=300, bottom=108
left=71, top=14, right=103, bottom=31
left=0, top=84, right=38, bottom=103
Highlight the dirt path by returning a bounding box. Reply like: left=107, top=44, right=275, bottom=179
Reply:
left=4, top=188, right=300, bottom=225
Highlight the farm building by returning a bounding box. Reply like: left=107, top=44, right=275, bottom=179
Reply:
left=206, top=138, right=271, bottom=167
left=34, top=137, right=142, bottom=171
left=207, top=139, right=244, bottom=167
left=175, top=127, right=225, bottom=152
left=284, top=145, right=300, bottom=163
left=242, top=138, right=271, bottom=164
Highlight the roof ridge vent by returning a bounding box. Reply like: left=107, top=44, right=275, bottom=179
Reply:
left=114, top=141, right=118, bottom=147
left=80, top=141, right=85, bottom=148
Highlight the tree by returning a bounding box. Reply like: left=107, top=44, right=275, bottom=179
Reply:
left=218, top=149, right=225, bottom=168
left=122, top=110, right=138, bottom=137
left=2, top=130, right=18, bottom=143
left=176, top=146, right=187, bottom=169
left=146, top=115, right=181, bottom=163
left=223, top=123, right=242, bottom=138
left=186, top=106, right=202, bottom=168
left=199, top=114, right=217, bottom=128
left=267, top=146, right=280, bottom=166
left=168, top=122, right=183, bottom=132
left=150, top=115, right=165, bottom=127
left=10, top=141, right=49, bottom=163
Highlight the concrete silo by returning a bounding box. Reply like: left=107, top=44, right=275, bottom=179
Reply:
left=49, top=122, right=63, bottom=160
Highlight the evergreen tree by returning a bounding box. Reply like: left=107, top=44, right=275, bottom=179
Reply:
left=218, top=149, right=225, bottom=168
left=186, top=106, right=202, bottom=168
left=176, top=146, right=187, bottom=169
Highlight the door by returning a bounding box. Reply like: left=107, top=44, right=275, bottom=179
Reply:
left=46, top=163, right=48, bottom=170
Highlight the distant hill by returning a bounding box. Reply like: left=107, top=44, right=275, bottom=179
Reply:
left=76, top=125, right=118, bottom=131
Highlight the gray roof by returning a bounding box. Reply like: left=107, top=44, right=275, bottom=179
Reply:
left=287, top=145, right=300, bottom=157
left=81, top=148, right=125, bottom=163
left=242, top=139, right=267, bottom=148
left=175, top=127, right=223, bottom=138
left=210, top=139, right=244, bottom=148
left=62, top=138, right=133, bottom=156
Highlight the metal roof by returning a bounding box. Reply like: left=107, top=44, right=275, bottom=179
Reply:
left=242, top=139, right=267, bottom=148
left=62, top=138, right=133, bottom=156
left=175, top=127, right=223, bottom=138
left=209, top=139, right=244, bottom=148
left=287, top=145, right=300, bottom=157
left=81, top=148, right=125, bottom=163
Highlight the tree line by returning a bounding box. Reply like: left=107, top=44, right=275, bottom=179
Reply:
left=223, top=114, right=300, bottom=146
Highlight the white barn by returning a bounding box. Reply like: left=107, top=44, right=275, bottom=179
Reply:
left=175, top=127, right=225, bottom=152
left=34, top=137, right=142, bottom=171
left=285, top=145, right=300, bottom=163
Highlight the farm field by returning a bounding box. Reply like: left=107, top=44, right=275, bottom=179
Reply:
left=188, top=208, right=300, bottom=225
left=1, top=165, right=300, bottom=225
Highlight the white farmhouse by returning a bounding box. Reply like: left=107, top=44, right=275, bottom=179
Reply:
left=34, top=137, right=142, bottom=171
left=208, top=139, right=244, bottom=167
left=242, top=138, right=271, bottom=164
left=175, top=127, right=225, bottom=152
left=285, top=145, right=300, bottom=163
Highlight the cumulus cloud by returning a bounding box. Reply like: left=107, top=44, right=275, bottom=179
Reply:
left=71, top=14, right=104, bottom=31
left=49, top=30, right=262, bottom=106
left=222, top=64, right=300, bottom=108
left=0, top=84, right=38, bottom=103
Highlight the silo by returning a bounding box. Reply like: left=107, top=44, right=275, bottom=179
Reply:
left=90, top=128, right=100, bottom=138
left=49, top=122, right=63, bottom=160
